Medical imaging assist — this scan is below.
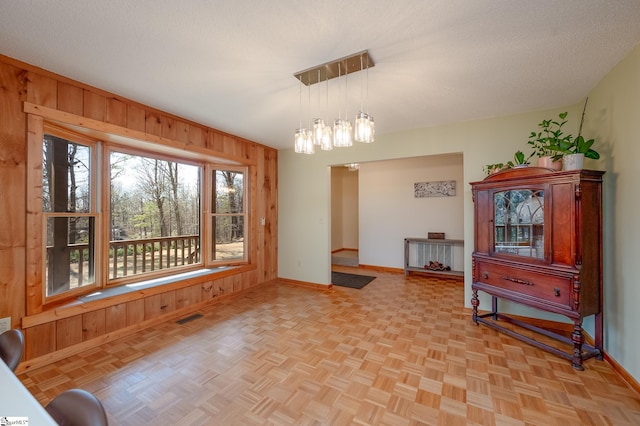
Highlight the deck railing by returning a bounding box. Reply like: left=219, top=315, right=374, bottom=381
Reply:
left=47, top=235, right=200, bottom=286
left=109, top=235, right=200, bottom=279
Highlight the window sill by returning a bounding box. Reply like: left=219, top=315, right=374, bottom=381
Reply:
left=22, top=265, right=252, bottom=328
left=79, top=267, right=230, bottom=303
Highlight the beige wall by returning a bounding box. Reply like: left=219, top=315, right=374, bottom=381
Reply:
left=330, top=167, right=359, bottom=252
left=584, top=43, right=640, bottom=380
left=279, top=105, right=582, bottom=285
left=359, top=154, right=463, bottom=269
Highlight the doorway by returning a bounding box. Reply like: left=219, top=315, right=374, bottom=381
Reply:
left=330, top=165, right=359, bottom=266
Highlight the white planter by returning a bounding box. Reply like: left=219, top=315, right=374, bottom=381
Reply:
left=563, top=153, right=584, bottom=171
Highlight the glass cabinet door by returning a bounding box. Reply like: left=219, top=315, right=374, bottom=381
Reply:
left=493, top=189, right=544, bottom=259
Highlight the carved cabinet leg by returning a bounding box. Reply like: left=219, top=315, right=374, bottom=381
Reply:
left=471, top=289, right=479, bottom=324
left=571, top=321, right=585, bottom=371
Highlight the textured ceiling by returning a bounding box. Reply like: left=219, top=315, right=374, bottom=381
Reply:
left=2, top=1, right=640, bottom=150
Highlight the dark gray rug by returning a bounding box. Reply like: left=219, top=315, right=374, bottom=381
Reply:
left=331, top=271, right=376, bottom=289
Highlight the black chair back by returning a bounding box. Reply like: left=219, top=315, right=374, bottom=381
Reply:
left=45, top=388, right=108, bottom=426
left=0, top=329, right=24, bottom=372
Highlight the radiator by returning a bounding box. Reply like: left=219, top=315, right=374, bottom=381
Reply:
left=407, top=241, right=453, bottom=269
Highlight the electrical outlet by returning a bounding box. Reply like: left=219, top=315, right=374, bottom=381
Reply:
left=0, top=317, right=10, bottom=334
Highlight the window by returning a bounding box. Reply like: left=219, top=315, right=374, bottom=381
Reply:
left=109, top=151, right=202, bottom=282
left=211, top=169, right=246, bottom=262
left=32, top=122, right=250, bottom=305
left=43, top=134, right=97, bottom=297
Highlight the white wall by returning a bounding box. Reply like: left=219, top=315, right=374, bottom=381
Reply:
left=359, top=154, right=463, bottom=268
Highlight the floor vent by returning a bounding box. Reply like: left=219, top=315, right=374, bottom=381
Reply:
left=176, top=313, right=203, bottom=324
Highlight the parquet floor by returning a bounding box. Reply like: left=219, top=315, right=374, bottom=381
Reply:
left=19, top=267, right=640, bottom=425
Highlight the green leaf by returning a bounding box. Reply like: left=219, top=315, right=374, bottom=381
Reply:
left=585, top=150, right=600, bottom=160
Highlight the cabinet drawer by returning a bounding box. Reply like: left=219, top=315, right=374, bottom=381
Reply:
left=476, top=261, right=572, bottom=308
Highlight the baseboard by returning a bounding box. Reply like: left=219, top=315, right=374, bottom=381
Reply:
left=331, top=248, right=358, bottom=253
left=357, top=264, right=403, bottom=274
left=602, top=350, right=640, bottom=395
left=277, top=277, right=333, bottom=290
left=465, top=307, right=640, bottom=393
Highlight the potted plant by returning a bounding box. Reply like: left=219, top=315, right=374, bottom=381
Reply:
left=512, top=150, right=532, bottom=167
left=527, top=112, right=569, bottom=171
left=548, top=134, right=600, bottom=170
left=545, top=102, right=600, bottom=170
left=483, top=162, right=507, bottom=175
left=483, top=151, right=531, bottom=175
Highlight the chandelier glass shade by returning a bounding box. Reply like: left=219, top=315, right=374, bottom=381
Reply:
left=320, top=125, right=333, bottom=151
left=293, top=50, right=374, bottom=153
left=294, top=128, right=314, bottom=154
left=333, top=118, right=353, bottom=147
left=354, top=112, right=374, bottom=143
left=312, top=118, right=326, bottom=146
left=354, top=54, right=375, bottom=143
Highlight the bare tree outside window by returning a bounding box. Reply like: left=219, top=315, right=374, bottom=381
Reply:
left=109, top=152, right=201, bottom=279
left=43, top=134, right=95, bottom=296
left=211, top=169, right=245, bottom=261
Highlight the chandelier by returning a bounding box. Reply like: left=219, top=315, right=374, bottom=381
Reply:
left=294, top=50, right=375, bottom=154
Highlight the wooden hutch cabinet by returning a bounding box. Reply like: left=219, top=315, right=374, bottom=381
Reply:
left=470, top=166, right=604, bottom=370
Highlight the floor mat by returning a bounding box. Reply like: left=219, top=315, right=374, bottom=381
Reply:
left=331, top=271, right=376, bottom=289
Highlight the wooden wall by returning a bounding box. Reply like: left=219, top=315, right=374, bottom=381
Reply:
left=0, top=55, right=278, bottom=369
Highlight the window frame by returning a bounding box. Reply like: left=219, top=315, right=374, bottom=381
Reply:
left=26, top=114, right=251, bottom=310
left=41, top=124, right=101, bottom=305
left=207, top=165, right=249, bottom=266
left=104, top=145, right=206, bottom=287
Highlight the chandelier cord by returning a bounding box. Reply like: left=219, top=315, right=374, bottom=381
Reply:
left=344, top=62, right=348, bottom=120
left=298, top=78, right=303, bottom=129
left=360, top=55, right=364, bottom=113
left=366, top=55, right=370, bottom=115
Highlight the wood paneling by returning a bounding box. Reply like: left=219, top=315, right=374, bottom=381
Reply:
left=105, top=303, right=127, bottom=333
left=0, top=63, right=27, bottom=165
left=176, top=285, right=201, bottom=309
left=24, top=323, right=55, bottom=359
left=232, top=273, right=242, bottom=292
left=188, top=124, right=206, bottom=148
left=83, top=310, right=106, bottom=341
left=161, top=116, right=177, bottom=140
left=126, top=104, right=145, bottom=132
left=83, top=90, right=106, bottom=121
left=1, top=55, right=277, bottom=364
left=144, top=292, right=176, bottom=321
left=106, top=97, right=127, bottom=127
left=201, top=281, right=218, bottom=302
left=26, top=71, right=57, bottom=108
left=126, top=299, right=145, bottom=326
left=0, top=63, right=27, bottom=301
left=222, top=276, right=234, bottom=295
left=0, top=247, right=26, bottom=328
left=57, top=82, right=83, bottom=115
left=145, top=111, right=162, bottom=137
left=175, top=120, right=189, bottom=144
left=56, top=315, right=83, bottom=349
